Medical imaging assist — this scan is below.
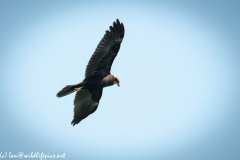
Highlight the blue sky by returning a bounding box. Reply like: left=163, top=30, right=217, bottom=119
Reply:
left=0, top=0, right=240, bottom=160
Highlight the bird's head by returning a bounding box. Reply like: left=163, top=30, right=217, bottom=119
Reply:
left=113, top=75, right=120, bottom=87
left=102, top=74, right=120, bottom=87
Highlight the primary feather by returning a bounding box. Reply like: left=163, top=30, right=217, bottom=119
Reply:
left=85, top=19, right=124, bottom=78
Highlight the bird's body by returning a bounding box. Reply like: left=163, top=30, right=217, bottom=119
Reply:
left=57, top=19, right=124, bottom=126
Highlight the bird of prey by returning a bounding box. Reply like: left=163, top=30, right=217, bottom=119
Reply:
left=57, top=19, right=124, bottom=126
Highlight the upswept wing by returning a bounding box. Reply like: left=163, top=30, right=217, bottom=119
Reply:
left=71, top=88, right=103, bottom=125
left=85, top=19, right=124, bottom=78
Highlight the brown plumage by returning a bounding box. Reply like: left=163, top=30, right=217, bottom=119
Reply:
left=56, top=19, right=124, bottom=126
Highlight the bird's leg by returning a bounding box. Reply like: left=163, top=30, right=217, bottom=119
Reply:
left=74, top=87, right=82, bottom=92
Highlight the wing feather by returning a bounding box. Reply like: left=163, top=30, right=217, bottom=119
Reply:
left=71, top=88, right=103, bottom=126
left=85, top=19, right=125, bottom=78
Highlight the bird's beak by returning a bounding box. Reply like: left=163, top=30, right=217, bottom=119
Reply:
left=114, top=81, right=120, bottom=87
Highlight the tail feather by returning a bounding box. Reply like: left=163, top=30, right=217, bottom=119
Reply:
left=57, top=83, right=83, bottom=98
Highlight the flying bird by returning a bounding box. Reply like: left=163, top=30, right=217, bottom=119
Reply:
left=57, top=19, right=124, bottom=126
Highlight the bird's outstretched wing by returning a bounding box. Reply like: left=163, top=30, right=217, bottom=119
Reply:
left=85, top=19, right=125, bottom=78
left=71, top=88, right=103, bottom=125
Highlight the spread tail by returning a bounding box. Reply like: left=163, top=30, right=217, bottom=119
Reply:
left=56, top=83, right=83, bottom=98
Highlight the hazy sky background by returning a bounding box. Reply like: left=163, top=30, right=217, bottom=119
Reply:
left=0, top=0, right=240, bottom=160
